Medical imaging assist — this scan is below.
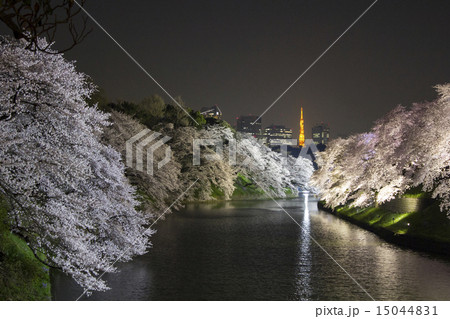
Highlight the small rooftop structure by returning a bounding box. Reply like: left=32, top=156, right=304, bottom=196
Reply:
left=200, top=105, right=222, bottom=119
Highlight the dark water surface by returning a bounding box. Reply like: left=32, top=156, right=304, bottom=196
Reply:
left=52, top=198, right=450, bottom=300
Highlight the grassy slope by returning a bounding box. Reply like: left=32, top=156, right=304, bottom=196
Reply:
left=334, top=202, right=450, bottom=244
left=228, top=173, right=296, bottom=200
left=0, top=198, right=51, bottom=300
left=230, top=173, right=266, bottom=200
left=322, top=186, right=450, bottom=250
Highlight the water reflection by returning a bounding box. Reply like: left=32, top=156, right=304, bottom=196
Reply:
left=295, top=193, right=312, bottom=300
left=52, top=198, right=450, bottom=301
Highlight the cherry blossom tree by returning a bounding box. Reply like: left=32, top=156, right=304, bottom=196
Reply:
left=102, top=111, right=183, bottom=216
left=169, top=125, right=314, bottom=201
left=0, top=36, right=150, bottom=291
left=171, top=125, right=237, bottom=201
left=406, top=85, right=450, bottom=212
left=311, top=137, right=364, bottom=208
left=235, top=132, right=314, bottom=198
left=312, top=84, right=450, bottom=215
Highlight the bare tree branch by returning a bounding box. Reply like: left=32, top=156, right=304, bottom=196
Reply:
left=0, top=0, right=91, bottom=53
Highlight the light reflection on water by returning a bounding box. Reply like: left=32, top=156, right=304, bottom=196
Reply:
left=295, top=194, right=312, bottom=300
left=52, top=198, right=450, bottom=301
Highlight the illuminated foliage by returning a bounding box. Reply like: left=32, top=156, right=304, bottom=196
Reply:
left=0, top=37, right=150, bottom=291
left=312, top=84, right=450, bottom=214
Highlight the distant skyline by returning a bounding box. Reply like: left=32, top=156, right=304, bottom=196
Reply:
left=2, top=0, right=448, bottom=138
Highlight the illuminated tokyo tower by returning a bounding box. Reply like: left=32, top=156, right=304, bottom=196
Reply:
left=298, top=107, right=305, bottom=147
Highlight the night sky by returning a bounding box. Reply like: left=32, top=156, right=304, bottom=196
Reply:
left=4, top=0, right=449, bottom=138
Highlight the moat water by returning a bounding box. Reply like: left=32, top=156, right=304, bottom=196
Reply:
left=52, top=198, right=450, bottom=300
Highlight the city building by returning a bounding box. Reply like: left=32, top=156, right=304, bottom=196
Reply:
left=236, top=115, right=261, bottom=136
left=200, top=105, right=222, bottom=119
left=312, top=123, right=330, bottom=145
left=263, top=125, right=293, bottom=146
left=298, top=107, right=305, bottom=147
